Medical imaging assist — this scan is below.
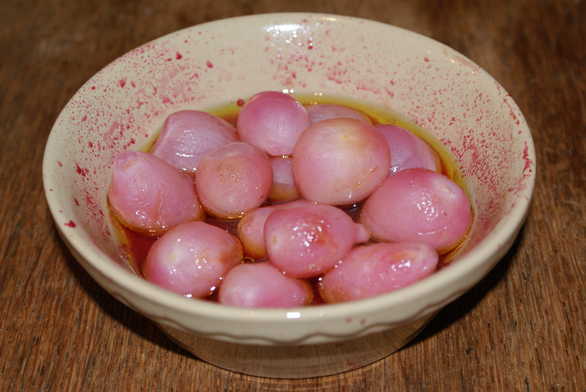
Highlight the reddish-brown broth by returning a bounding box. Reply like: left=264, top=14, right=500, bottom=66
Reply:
left=112, top=95, right=470, bottom=304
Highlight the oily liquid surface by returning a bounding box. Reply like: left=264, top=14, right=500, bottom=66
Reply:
left=112, top=95, right=471, bottom=303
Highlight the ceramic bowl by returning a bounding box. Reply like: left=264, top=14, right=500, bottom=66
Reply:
left=43, top=13, right=535, bottom=378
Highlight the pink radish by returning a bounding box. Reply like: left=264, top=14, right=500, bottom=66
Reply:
left=237, top=200, right=315, bottom=259
left=375, top=124, right=440, bottom=174
left=237, top=91, right=310, bottom=156
left=108, top=151, right=203, bottom=235
left=143, top=221, right=243, bottom=298
left=360, top=168, right=472, bottom=252
left=219, top=263, right=313, bottom=308
left=265, top=203, right=370, bottom=278
left=151, top=110, right=237, bottom=174
left=293, top=118, right=390, bottom=205
left=319, top=242, right=439, bottom=303
left=196, top=142, right=272, bottom=218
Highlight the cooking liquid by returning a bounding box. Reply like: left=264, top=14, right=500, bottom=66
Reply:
left=112, top=94, right=471, bottom=304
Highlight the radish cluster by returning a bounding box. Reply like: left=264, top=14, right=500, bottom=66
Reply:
left=108, top=91, right=472, bottom=308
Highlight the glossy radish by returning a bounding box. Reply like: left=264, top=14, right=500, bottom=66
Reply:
left=237, top=91, right=310, bottom=156
left=218, top=263, right=313, bottom=308
left=196, top=142, right=272, bottom=218
left=319, top=242, right=439, bottom=303
left=375, top=124, right=440, bottom=174
left=360, top=168, right=472, bottom=252
left=108, top=151, right=203, bottom=235
left=293, top=118, right=390, bottom=205
left=151, top=110, right=237, bottom=174
left=237, top=200, right=315, bottom=259
left=265, top=203, right=369, bottom=278
left=143, top=221, right=242, bottom=298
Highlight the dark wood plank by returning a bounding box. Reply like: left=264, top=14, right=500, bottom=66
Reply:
left=1, top=0, right=584, bottom=390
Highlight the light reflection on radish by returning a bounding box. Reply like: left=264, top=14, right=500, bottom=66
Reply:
left=196, top=142, right=272, bottom=219
left=143, top=221, right=243, bottom=298
left=265, top=204, right=370, bottom=278
left=218, top=263, right=313, bottom=308
left=293, top=118, right=390, bottom=205
left=237, top=91, right=310, bottom=156
left=108, top=151, right=203, bottom=235
left=360, top=168, right=472, bottom=252
left=319, top=242, right=439, bottom=303
left=307, top=103, right=372, bottom=125
left=269, top=157, right=299, bottom=202
left=375, top=124, right=440, bottom=174
left=151, top=110, right=237, bottom=174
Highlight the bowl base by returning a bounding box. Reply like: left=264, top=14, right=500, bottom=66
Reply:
left=159, top=314, right=435, bottom=379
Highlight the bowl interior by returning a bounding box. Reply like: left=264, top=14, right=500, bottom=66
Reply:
left=43, top=13, right=535, bottom=332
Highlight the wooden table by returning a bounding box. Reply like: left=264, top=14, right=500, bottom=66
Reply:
left=1, top=0, right=584, bottom=390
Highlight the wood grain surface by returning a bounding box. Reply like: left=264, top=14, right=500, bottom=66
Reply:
left=1, top=0, right=584, bottom=390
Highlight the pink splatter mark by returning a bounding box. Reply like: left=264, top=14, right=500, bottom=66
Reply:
left=86, top=194, right=97, bottom=208
left=118, top=79, right=126, bottom=88
left=130, top=81, right=136, bottom=88
left=74, top=198, right=80, bottom=206
left=75, top=163, right=89, bottom=177
left=91, top=85, right=96, bottom=90
left=57, top=161, right=63, bottom=167
left=176, top=52, right=183, bottom=60
left=206, top=60, right=214, bottom=68
left=65, top=220, right=76, bottom=228
left=522, top=142, right=533, bottom=173
left=384, top=88, right=395, bottom=98
left=328, top=75, right=343, bottom=84
left=88, top=141, right=94, bottom=148
left=123, top=138, right=136, bottom=148
left=236, top=98, right=245, bottom=107
left=424, top=57, right=430, bottom=62
left=81, top=115, right=88, bottom=122
left=106, top=122, right=120, bottom=140
left=161, top=96, right=172, bottom=104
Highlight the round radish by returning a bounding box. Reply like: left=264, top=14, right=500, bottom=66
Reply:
left=375, top=124, right=440, bottom=174
left=360, top=168, right=472, bottom=251
left=237, top=200, right=315, bottom=259
left=265, top=203, right=370, bottom=278
left=237, top=91, right=310, bottom=156
left=196, top=142, right=272, bottom=218
left=293, top=118, right=390, bottom=205
left=108, top=151, right=203, bottom=235
left=219, top=263, right=313, bottom=308
left=143, top=221, right=242, bottom=298
left=319, top=242, right=439, bottom=303
left=151, top=110, right=237, bottom=174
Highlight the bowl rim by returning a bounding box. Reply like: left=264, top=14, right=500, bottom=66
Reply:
left=43, top=12, right=536, bottom=325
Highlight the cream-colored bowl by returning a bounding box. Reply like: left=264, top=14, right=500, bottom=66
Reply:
left=43, top=13, right=535, bottom=378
